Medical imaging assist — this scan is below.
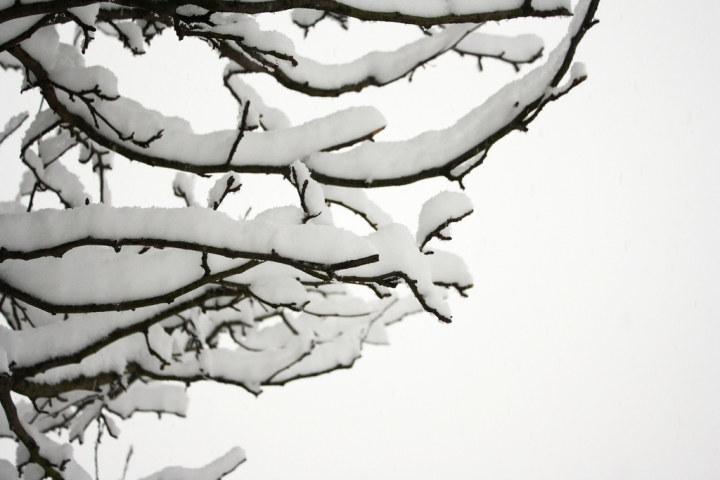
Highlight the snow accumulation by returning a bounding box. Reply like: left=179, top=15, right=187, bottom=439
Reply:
left=206, top=14, right=295, bottom=58
left=0, top=206, right=377, bottom=267
left=0, top=460, right=20, bottom=480
left=0, top=112, right=28, bottom=146
left=173, top=172, right=199, bottom=207
left=455, top=33, right=544, bottom=62
left=66, top=4, right=100, bottom=27
left=291, top=8, right=325, bottom=27
left=113, top=21, right=146, bottom=54
left=323, top=185, right=393, bottom=230
left=0, top=0, right=598, bottom=476
left=290, top=160, right=333, bottom=225
left=23, top=149, right=91, bottom=207
left=343, top=224, right=451, bottom=321
left=107, top=382, right=189, bottom=419
left=207, top=172, right=241, bottom=209
left=269, top=24, right=478, bottom=90
left=0, top=51, right=22, bottom=69
left=224, top=71, right=292, bottom=130
left=17, top=24, right=386, bottom=169
left=138, top=447, right=245, bottom=480
left=0, top=16, right=45, bottom=48
left=416, top=191, right=474, bottom=248
left=0, top=248, right=230, bottom=306
left=329, top=0, right=571, bottom=16
left=306, top=2, right=590, bottom=183
left=175, top=4, right=210, bottom=17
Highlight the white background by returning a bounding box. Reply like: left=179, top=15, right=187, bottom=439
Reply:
left=2, top=1, right=720, bottom=478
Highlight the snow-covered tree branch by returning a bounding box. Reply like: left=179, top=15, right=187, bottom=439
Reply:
left=0, top=0, right=599, bottom=477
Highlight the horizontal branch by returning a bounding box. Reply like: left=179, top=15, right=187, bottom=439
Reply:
left=0, top=206, right=379, bottom=274
left=0, top=235, right=376, bottom=274
left=0, top=0, right=571, bottom=29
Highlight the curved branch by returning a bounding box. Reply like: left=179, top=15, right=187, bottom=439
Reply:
left=418, top=209, right=473, bottom=251
left=305, top=0, right=600, bottom=188
left=9, top=44, right=385, bottom=175
left=7, top=1, right=596, bottom=188
left=344, top=271, right=451, bottom=323
left=0, top=260, right=259, bottom=314
left=217, top=23, right=478, bottom=97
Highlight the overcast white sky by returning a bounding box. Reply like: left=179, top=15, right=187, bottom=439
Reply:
left=2, top=1, right=720, bottom=479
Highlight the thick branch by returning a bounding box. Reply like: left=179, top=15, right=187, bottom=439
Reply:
left=0, top=0, right=571, bottom=29
left=0, top=235, right=377, bottom=275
